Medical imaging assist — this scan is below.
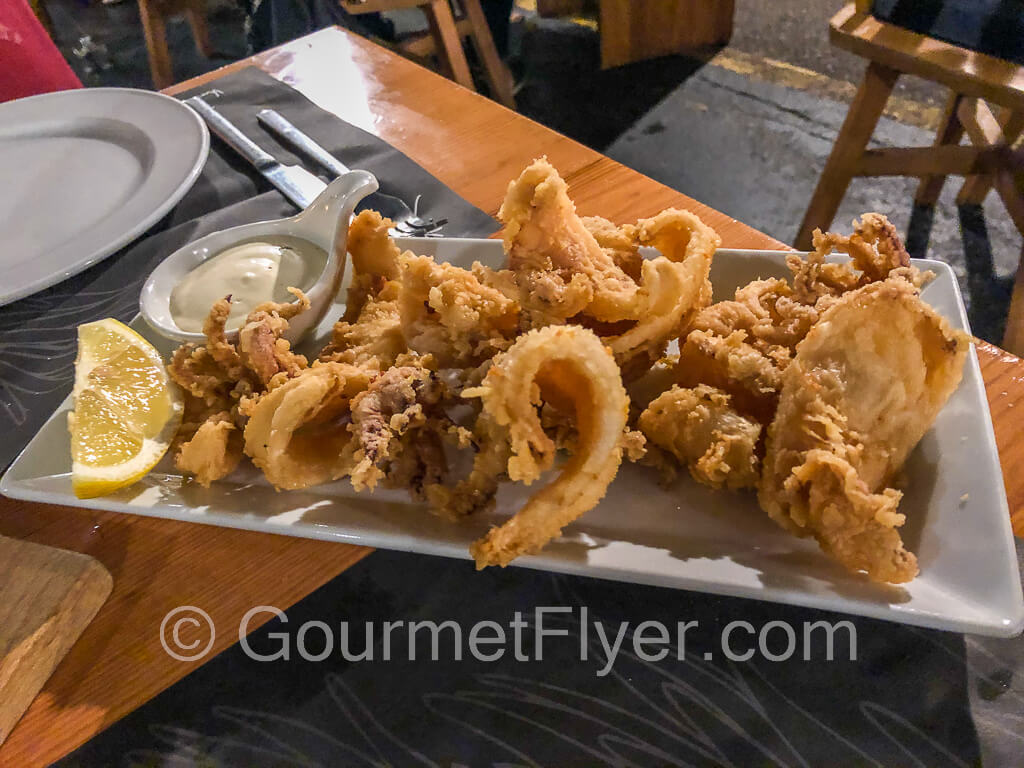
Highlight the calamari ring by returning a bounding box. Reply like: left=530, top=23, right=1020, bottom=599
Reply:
left=242, top=363, right=372, bottom=490
left=465, top=325, right=629, bottom=568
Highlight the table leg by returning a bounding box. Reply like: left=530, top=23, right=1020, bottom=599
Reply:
left=461, top=0, right=515, bottom=108
left=423, top=0, right=475, bottom=92
left=138, top=0, right=174, bottom=89
left=795, top=61, right=899, bottom=250
left=184, top=0, right=215, bottom=58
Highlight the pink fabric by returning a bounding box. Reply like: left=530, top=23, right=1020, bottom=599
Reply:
left=0, top=0, right=82, bottom=103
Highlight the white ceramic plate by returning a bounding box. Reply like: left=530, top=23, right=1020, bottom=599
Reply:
left=0, top=88, right=209, bottom=305
left=3, top=245, right=1022, bottom=637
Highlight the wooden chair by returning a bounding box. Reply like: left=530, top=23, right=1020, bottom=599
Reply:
left=796, top=1, right=1024, bottom=354
left=138, top=0, right=213, bottom=89
left=340, top=0, right=516, bottom=108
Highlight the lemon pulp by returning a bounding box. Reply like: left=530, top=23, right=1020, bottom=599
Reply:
left=70, top=319, right=182, bottom=498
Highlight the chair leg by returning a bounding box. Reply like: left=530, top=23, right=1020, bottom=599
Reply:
left=1004, top=244, right=1024, bottom=357
left=184, top=0, right=215, bottom=58
left=461, top=0, right=516, bottom=108
left=138, top=0, right=174, bottom=89
left=423, top=0, right=475, bottom=92
left=794, top=61, right=899, bottom=250
left=914, top=92, right=965, bottom=206
left=957, top=109, right=1024, bottom=206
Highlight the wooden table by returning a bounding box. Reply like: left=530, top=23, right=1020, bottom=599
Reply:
left=0, top=25, right=1021, bottom=766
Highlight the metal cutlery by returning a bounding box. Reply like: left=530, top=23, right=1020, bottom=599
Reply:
left=185, top=96, right=326, bottom=210
left=256, top=108, right=447, bottom=236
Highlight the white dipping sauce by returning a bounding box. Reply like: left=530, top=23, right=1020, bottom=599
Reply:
left=170, top=237, right=326, bottom=332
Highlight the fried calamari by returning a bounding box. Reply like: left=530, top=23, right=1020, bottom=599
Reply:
left=348, top=357, right=447, bottom=494
left=175, top=410, right=243, bottom=487
left=640, top=384, right=761, bottom=490
left=398, top=253, right=520, bottom=368
left=677, top=213, right=929, bottom=426
left=464, top=325, right=631, bottom=568
left=500, top=158, right=717, bottom=376
left=157, top=161, right=968, bottom=584
left=758, top=280, right=969, bottom=583
left=242, top=362, right=372, bottom=491
left=169, top=290, right=311, bottom=485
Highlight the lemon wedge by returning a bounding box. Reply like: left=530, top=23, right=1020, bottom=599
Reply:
left=69, top=318, right=183, bottom=498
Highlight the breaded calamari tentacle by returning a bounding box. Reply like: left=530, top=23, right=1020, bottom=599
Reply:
left=344, top=209, right=403, bottom=322
left=349, top=359, right=446, bottom=492
left=237, top=288, right=310, bottom=387
left=465, top=325, right=629, bottom=568
left=203, top=297, right=249, bottom=381
left=168, top=343, right=232, bottom=407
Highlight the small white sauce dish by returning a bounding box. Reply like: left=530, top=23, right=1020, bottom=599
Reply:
left=140, top=169, right=378, bottom=344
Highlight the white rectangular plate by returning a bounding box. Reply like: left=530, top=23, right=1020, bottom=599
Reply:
left=3, top=244, right=1022, bottom=637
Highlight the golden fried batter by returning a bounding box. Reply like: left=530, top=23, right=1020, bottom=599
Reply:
left=398, top=253, right=520, bottom=367
left=464, top=325, right=630, bottom=568
left=349, top=358, right=447, bottom=493
left=237, top=289, right=310, bottom=387
left=168, top=290, right=312, bottom=486
left=175, top=411, right=243, bottom=487
left=676, top=212, right=926, bottom=427
left=677, top=329, right=783, bottom=424
left=320, top=280, right=405, bottom=370
left=759, top=280, right=969, bottom=583
left=501, top=159, right=717, bottom=380
left=243, top=362, right=372, bottom=491
left=343, top=209, right=403, bottom=322
left=640, top=384, right=761, bottom=490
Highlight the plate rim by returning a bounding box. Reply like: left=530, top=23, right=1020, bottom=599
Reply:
left=0, top=87, right=210, bottom=306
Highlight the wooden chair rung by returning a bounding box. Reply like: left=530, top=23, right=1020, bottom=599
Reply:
left=957, top=107, right=1024, bottom=205
left=857, top=145, right=1011, bottom=178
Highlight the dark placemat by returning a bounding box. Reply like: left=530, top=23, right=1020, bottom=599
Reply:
left=61, top=543, right=1024, bottom=767
left=0, top=67, right=497, bottom=472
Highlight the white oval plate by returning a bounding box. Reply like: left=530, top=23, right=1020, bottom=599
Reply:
left=2, top=245, right=1021, bottom=637
left=0, top=88, right=209, bottom=306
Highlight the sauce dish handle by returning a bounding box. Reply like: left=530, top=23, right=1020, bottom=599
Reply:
left=286, top=170, right=379, bottom=341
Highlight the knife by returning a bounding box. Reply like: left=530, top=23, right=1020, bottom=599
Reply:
left=256, top=108, right=446, bottom=236
left=256, top=108, right=352, bottom=178
left=185, top=96, right=326, bottom=209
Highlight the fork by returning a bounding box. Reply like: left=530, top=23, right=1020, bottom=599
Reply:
left=256, top=109, right=448, bottom=236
